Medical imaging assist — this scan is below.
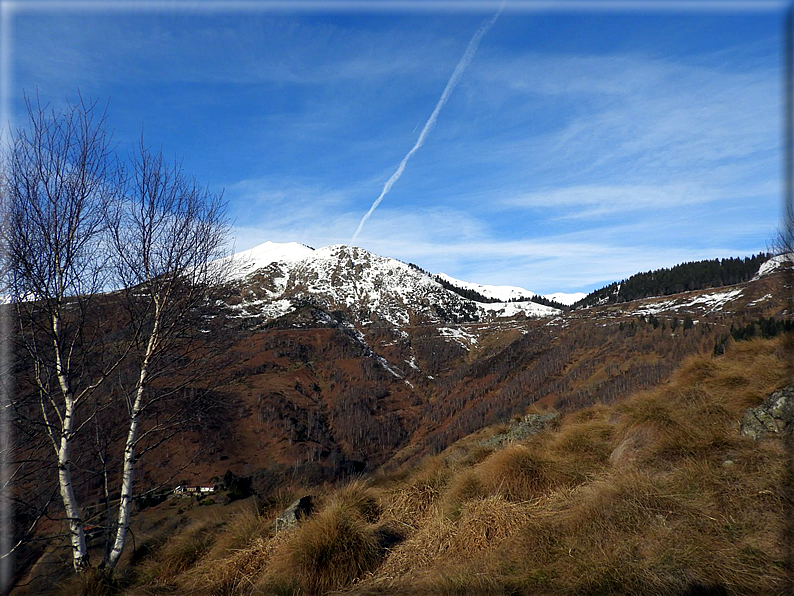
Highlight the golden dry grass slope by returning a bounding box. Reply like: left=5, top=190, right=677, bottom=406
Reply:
left=57, top=334, right=793, bottom=596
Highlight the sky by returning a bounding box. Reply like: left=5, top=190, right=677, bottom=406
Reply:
left=1, top=1, right=785, bottom=294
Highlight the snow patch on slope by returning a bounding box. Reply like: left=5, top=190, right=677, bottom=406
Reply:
left=438, top=326, right=479, bottom=349
left=754, top=253, right=794, bottom=279
left=479, top=301, right=559, bottom=318
left=542, top=292, right=587, bottom=306
left=635, top=288, right=743, bottom=316
left=435, top=273, right=537, bottom=302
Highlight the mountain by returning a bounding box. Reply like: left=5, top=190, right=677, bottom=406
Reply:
left=223, top=242, right=561, bottom=328
left=10, top=244, right=792, bottom=594
left=186, top=244, right=788, bottom=481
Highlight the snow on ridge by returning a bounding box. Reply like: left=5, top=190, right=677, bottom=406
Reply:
left=542, top=292, right=587, bottom=306
left=479, top=301, right=560, bottom=318
left=223, top=241, right=561, bottom=325
left=435, top=272, right=538, bottom=302
left=754, top=253, right=794, bottom=280
left=226, top=241, right=316, bottom=280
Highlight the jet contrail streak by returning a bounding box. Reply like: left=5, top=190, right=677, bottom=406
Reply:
left=350, top=4, right=504, bottom=244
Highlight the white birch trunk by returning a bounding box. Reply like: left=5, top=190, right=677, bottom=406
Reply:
left=105, top=317, right=159, bottom=570
left=57, top=401, right=90, bottom=572
left=54, top=314, right=90, bottom=572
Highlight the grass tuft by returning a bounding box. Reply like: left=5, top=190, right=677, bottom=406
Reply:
left=476, top=445, right=561, bottom=502
left=265, top=500, right=381, bottom=594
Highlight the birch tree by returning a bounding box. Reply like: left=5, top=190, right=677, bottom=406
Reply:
left=4, top=95, right=122, bottom=572
left=4, top=97, right=232, bottom=578
left=102, top=139, right=230, bottom=570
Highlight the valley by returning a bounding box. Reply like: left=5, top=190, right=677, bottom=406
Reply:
left=8, top=243, right=791, bottom=594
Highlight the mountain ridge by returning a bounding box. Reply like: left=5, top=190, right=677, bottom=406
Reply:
left=224, top=241, right=562, bottom=328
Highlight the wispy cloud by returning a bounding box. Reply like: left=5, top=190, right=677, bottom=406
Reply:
left=13, top=11, right=778, bottom=293
left=501, top=178, right=778, bottom=219
left=13, top=13, right=458, bottom=89
left=470, top=50, right=779, bottom=175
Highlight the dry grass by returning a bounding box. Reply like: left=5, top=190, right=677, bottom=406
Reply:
left=475, top=444, right=562, bottom=502
left=328, top=478, right=382, bottom=523
left=382, top=455, right=451, bottom=524
left=55, top=568, right=126, bottom=596
left=148, top=521, right=218, bottom=580
left=374, top=509, right=456, bottom=580
left=181, top=532, right=290, bottom=596
left=524, top=457, right=787, bottom=594
left=114, top=335, right=792, bottom=596
left=205, top=503, right=272, bottom=560
left=549, top=416, right=615, bottom=482
left=441, top=468, right=485, bottom=519
left=450, top=495, right=532, bottom=554
left=360, top=336, right=793, bottom=594
left=263, top=500, right=381, bottom=594
left=171, top=506, right=284, bottom=596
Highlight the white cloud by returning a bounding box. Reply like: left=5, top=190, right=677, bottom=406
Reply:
left=500, top=178, right=778, bottom=219
left=464, top=50, right=779, bottom=178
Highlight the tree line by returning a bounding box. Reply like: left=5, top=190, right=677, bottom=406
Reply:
left=573, top=254, right=771, bottom=309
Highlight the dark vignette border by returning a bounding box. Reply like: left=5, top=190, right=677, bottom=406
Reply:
left=0, top=1, right=790, bottom=593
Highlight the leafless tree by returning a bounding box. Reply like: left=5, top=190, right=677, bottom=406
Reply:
left=3, top=94, right=124, bottom=573
left=101, top=138, right=231, bottom=570
left=2, top=96, right=233, bottom=579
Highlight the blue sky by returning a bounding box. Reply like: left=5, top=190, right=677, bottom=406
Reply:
left=2, top=1, right=784, bottom=294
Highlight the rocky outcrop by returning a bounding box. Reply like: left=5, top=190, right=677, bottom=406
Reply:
left=273, top=495, right=314, bottom=534
left=741, top=385, right=794, bottom=440
left=480, top=412, right=559, bottom=448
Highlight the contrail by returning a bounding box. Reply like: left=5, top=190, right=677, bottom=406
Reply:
left=350, top=4, right=504, bottom=244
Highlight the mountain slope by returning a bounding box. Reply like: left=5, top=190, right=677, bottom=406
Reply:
left=572, top=253, right=773, bottom=309
left=10, top=246, right=792, bottom=595
left=51, top=334, right=789, bottom=596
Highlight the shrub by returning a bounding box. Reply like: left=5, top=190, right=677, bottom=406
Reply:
left=267, top=501, right=381, bottom=593
left=477, top=445, right=560, bottom=501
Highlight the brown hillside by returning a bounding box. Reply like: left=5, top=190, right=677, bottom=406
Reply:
left=38, top=332, right=793, bottom=596
left=8, top=267, right=791, bottom=591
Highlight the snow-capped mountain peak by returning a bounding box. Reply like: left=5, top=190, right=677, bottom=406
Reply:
left=228, top=241, right=316, bottom=280
left=223, top=242, right=561, bottom=327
